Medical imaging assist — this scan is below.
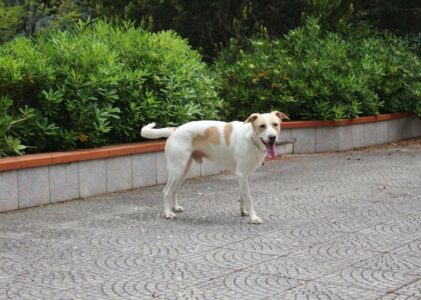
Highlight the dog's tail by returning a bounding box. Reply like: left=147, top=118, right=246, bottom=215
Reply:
left=141, top=123, right=175, bottom=139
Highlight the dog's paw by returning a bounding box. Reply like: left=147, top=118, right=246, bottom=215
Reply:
left=250, top=216, right=263, bottom=224
left=163, top=212, right=177, bottom=219
left=173, top=205, right=184, bottom=213
left=240, top=209, right=249, bottom=217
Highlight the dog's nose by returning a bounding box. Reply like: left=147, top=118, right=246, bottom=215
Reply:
left=268, top=135, right=276, bottom=142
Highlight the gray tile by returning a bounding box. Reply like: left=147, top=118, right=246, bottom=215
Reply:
left=364, top=121, right=388, bottom=145
left=322, top=266, right=418, bottom=293
left=132, top=152, right=157, bottom=188
left=156, top=151, right=168, bottom=184
left=352, top=124, right=365, bottom=148
left=407, top=117, right=419, bottom=139
left=79, top=159, right=106, bottom=197
left=400, top=117, right=418, bottom=139
left=377, top=121, right=389, bottom=144
left=276, top=142, right=293, bottom=155
left=283, top=281, right=385, bottom=300
left=49, top=163, right=79, bottom=203
left=17, top=167, right=49, bottom=208
left=380, top=293, right=421, bottom=300
left=387, top=119, right=400, bottom=142
left=340, top=125, right=353, bottom=150
left=364, top=123, right=377, bottom=146
left=352, top=253, right=421, bottom=275
left=0, top=170, right=18, bottom=212
left=396, top=118, right=405, bottom=140
left=106, top=156, right=132, bottom=193
left=394, top=278, right=421, bottom=297
left=279, top=128, right=292, bottom=140
left=415, top=117, right=421, bottom=136
left=292, top=128, right=316, bottom=153
left=316, top=127, right=340, bottom=152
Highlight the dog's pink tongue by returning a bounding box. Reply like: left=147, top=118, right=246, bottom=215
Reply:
left=266, top=144, right=277, bottom=160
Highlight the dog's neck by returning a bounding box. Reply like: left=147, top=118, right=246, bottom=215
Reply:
left=250, top=134, right=266, bottom=153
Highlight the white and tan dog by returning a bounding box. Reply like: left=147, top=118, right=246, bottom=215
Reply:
left=141, top=111, right=288, bottom=224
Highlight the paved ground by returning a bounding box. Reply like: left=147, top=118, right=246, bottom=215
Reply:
left=1, top=139, right=421, bottom=299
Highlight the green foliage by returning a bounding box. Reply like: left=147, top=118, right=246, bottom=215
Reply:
left=215, top=18, right=421, bottom=121
left=0, top=0, right=84, bottom=43
left=0, top=96, right=34, bottom=156
left=357, top=0, right=421, bottom=35
left=0, top=2, right=24, bottom=43
left=1, top=1, right=419, bottom=60
left=406, top=33, right=421, bottom=57
left=302, top=0, right=355, bottom=31
left=74, top=0, right=307, bottom=59
left=0, top=20, right=221, bottom=156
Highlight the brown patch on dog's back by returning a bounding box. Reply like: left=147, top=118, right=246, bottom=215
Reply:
left=224, top=123, right=233, bottom=146
left=192, top=126, right=220, bottom=148
left=204, top=126, right=220, bottom=145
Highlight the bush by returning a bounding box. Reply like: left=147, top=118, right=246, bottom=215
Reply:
left=215, top=18, right=421, bottom=121
left=0, top=20, right=221, bottom=156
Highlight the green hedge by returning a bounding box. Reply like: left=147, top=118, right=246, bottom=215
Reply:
left=0, top=21, right=221, bottom=156
left=1, top=18, right=420, bottom=157
left=215, top=18, right=421, bottom=121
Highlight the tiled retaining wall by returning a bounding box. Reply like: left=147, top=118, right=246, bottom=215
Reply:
left=1, top=113, right=420, bottom=213
left=0, top=152, right=221, bottom=212
left=279, top=114, right=421, bottom=154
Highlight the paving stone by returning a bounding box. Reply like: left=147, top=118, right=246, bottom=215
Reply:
left=282, top=281, right=385, bottom=300
left=394, top=279, right=421, bottom=298
left=0, top=139, right=421, bottom=299
left=380, top=293, right=421, bottom=300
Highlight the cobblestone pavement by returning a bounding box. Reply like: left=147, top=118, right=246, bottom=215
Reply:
left=1, top=139, right=421, bottom=299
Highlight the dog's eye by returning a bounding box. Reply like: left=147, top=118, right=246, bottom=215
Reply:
left=259, top=124, right=266, bottom=129
left=273, top=123, right=278, bottom=127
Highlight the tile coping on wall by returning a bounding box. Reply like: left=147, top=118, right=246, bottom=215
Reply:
left=0, top=112, right=413, bottom=172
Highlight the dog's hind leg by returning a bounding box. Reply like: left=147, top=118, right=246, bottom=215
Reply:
left=172, top=157, right=193, bottom=213
left=163, top=172, right=184, bottom=219
left=240, top=195, right=249, bottom=217
left=162, top=150, right=191, bottom=219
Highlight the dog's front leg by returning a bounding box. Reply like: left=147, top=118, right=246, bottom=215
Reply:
left=238, top=176, right=263, bottom=224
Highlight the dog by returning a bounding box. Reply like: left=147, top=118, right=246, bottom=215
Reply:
left=141, top=111, right=289, bottom=224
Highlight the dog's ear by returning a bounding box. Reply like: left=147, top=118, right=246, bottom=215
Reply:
left=245, top=113, right=259, bottom=123
left=273, top=111, right=289, bottom=120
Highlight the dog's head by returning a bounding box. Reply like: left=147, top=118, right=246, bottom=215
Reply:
left=245, top=111, right=289, bottom=160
